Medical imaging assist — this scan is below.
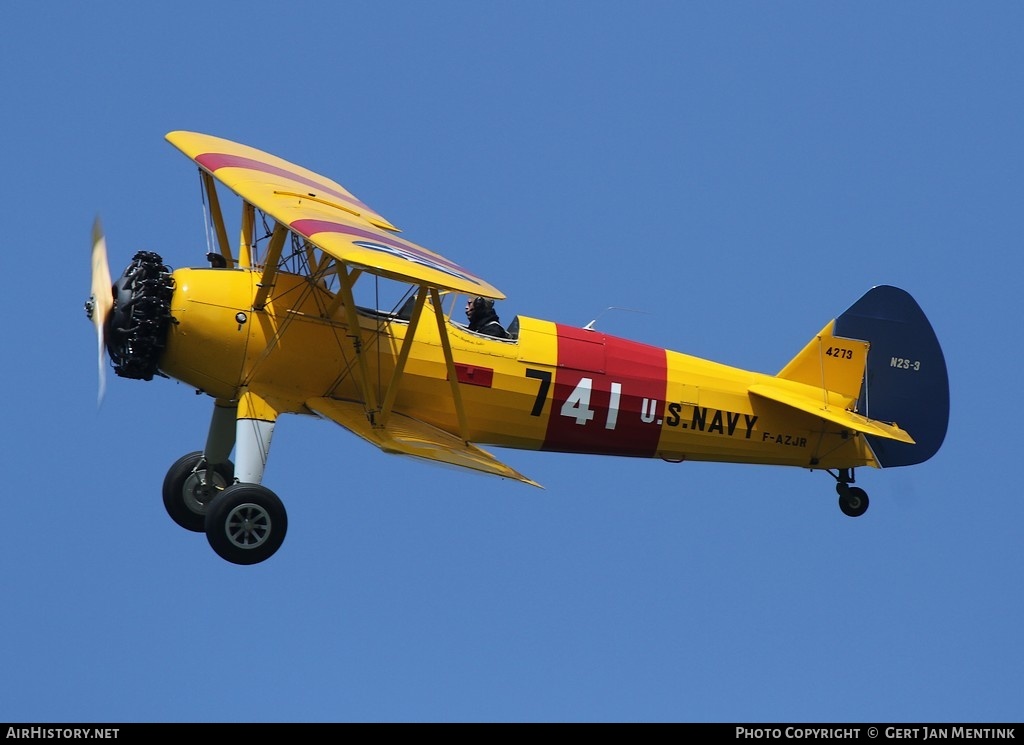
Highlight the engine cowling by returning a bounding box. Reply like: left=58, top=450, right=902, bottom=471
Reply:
left=105, top=251, right=175, bottom=381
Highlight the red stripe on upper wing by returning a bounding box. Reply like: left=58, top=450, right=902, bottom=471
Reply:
left=195, top=152, right=371, bottom=214
left=291, top=218, right=481, bottom=285
left=543, top=326, right=667, bottom=456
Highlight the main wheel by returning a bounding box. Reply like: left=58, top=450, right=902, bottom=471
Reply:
left=162, top=451, right=235, bottom=532
left=205, top=483, right=288, bottom=565
left=838, top=486, right=869, bottom=518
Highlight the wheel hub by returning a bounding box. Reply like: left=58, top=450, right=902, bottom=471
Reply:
left=183, top=468, right=225, bottom=514
left=225, top=503, right=272, bottom=549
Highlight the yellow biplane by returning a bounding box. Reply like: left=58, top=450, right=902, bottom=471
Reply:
left=86, top=132, right=949, bottom=565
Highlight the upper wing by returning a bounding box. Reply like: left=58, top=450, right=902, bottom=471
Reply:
left=165, top=130, right=504, bottom=299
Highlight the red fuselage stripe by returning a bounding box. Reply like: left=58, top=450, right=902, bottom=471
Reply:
left=544, top=325, right=667, bottom=456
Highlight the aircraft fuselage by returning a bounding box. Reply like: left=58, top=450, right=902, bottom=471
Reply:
left=158, top=267, right=876, bottom=472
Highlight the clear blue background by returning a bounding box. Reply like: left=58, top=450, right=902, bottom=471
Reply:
left=1, top=1, right=1020, bottom=723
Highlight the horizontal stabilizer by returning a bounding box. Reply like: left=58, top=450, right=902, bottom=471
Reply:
left=749, top=383, right=915, bottom=444
left=308, top=397, right=541, bottom=487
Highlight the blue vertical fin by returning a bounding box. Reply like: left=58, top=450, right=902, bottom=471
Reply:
left=834, top=286, right=949, bottom=467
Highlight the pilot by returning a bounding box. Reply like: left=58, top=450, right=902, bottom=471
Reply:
left=465, top=296, right=509, bottom=339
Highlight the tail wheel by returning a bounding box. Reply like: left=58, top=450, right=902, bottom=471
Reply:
left=162, top=451, right=235, bottom=532
left=205, top=484, right=288, bottom=565
left=837, top=485, right=869, bottom=518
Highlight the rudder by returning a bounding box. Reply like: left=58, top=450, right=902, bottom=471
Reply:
left=834, top=286, right=949, bottom=467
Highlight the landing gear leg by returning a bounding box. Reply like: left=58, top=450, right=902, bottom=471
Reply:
left=832, top=468, right=869, bottom=518
left=161, top=401, right=238, bottom=532
left=203, top=399, right=237, bottom=468
left=204, top=390, right=288, bottom=565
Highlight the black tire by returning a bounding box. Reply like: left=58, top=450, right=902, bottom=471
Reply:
left=838, top=486, right=869, bottom=518
left=205, top=483, right=288, bottom=565
left=162, top=451, right=235, bottom=532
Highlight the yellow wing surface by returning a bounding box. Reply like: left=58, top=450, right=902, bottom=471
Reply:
left=165, top=130, right=504, bottom=299
left=308, top=398, right=541, bottom=487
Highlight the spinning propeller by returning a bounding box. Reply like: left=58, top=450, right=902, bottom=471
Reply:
left=86, top=218, right=114, bottom=404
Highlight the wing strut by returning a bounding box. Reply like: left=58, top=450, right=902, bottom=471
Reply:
left=333, top=264, right=380, bottom=417
left=237, top=201, right=254, bottom=268
left=376, top=290, right=427, bottom=427
left=201, top=170, right=233, bottom=265
left=346, top=286, right=469, bottom=444
left=430, top=286, right=470, bottom=441
left=252, top=223, right=288, bottom=310
left=323, top=266, right=362, bottom=319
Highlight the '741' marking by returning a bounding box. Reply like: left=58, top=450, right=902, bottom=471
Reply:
left=525, top=371, right=656, bottom=431
left=525, top=371, right=760, bottom=440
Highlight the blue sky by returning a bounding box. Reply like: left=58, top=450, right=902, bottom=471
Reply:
left=2, top=1, right=1022, bottom=723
